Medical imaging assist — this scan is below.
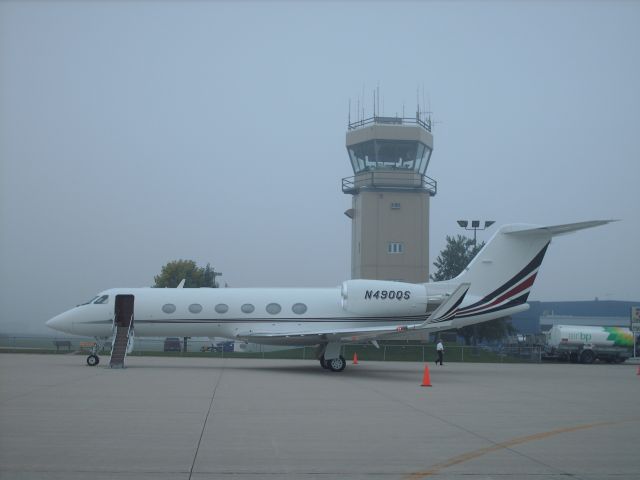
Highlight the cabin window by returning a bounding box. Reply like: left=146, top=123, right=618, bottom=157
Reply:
left=188, top=303, right=202, bottom=314
left=241, top=303, right=255, bottom=314
left=292, top=303, right=307, bottom=315
left=215, top=303, right=229, bottom=314
left=94, top=295, right=109, bottom=304
left=162, top=304, right=176, bottom=314
left=266, top=303, right=281, bottom=315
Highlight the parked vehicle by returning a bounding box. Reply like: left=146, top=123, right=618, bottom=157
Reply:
left=163, top=337, right=181, bottom=352
left=543, top=325, right=635, bottom=364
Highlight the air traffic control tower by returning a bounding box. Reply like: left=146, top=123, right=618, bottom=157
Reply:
left=343, top=113, right=436, bottom=283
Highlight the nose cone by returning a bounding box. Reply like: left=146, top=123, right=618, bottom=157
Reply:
left=46, top=311, right=74, bottom=334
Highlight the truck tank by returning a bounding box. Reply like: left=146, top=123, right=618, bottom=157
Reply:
left=545, top=325, right=635, bottom=364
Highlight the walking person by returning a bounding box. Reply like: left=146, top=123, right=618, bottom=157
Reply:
left=436, top=339, right=444, bottom=366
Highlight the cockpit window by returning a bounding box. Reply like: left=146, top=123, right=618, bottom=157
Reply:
left=94, top=295, right=109, bottom=304
left=79, top=296, right=99, bottom=306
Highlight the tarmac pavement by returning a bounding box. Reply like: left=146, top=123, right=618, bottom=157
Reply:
left=1, top=354, right=638, bottom=479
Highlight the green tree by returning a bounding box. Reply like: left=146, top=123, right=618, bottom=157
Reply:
left=430, top=235, right=484, bottom=281
left=154, top=260, right=219, bottom=288
left=431, top=235, right=514, bottom=344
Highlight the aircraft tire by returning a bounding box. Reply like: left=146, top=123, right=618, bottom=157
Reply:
left=328, top=355, right=346, bottom=372
left=87, top=354, right=100, bottom=366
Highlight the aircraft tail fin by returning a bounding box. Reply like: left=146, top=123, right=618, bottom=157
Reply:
left=449, top=220, right=614, bottom=320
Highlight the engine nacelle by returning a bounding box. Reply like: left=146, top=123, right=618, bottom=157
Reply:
left=341, top=279, right=428, bottom=316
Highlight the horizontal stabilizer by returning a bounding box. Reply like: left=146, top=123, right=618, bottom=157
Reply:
left=503, top=220, right=616, bottom=237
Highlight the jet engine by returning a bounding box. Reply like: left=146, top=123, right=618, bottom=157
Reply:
left=340, top=279, right=428, bottom=316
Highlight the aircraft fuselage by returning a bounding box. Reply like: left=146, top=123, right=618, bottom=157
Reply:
left=47, top=285, right=428, bottom=344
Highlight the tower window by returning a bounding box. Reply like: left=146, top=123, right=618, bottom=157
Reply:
left=390, top=202, right=401, bottom=210
left=388, top=242, right=404, bottom=254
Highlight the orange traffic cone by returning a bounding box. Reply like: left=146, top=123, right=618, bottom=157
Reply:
left=421, top=364, right=432, bottom=387
left=353, top=352, right=359, bottom=364
left=636, top=366, right=640, bottom=376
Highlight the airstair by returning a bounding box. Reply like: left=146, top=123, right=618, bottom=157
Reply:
left=109, top=323, right=132, bottom=368
left=109, top=294, right=134, bottom=368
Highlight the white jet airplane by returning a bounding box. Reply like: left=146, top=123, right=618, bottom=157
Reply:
left=46, top=221, right=611, bottom=371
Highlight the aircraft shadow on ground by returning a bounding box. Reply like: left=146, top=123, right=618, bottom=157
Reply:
left=115, top=359, right=454, bottom=383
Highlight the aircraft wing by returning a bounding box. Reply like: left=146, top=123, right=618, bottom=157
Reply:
left=236, top=283, right=472, bottom=345
left=236, top=323, right=427, bottom=345
left=236, top=286, right=471, bottom=345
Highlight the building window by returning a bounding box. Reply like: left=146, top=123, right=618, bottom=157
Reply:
left=266, top=303, right=281, bottom=315
left=188, top=304, right=202, bottom=314
left=292, top=303, right=308, bottom=315
left=241, top=303, right=255, bottom=314
left=215, top=304, right=229, bottom=314
left=388, top=242, right=404, bottom=254
left=162, top=304, right=176, bottom=314
left=390, top=202, right=401, bottom=210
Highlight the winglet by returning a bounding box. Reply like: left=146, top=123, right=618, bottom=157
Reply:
left=422, top=283, right=470, bottom=326
left=177, top=279, right=185, bottom=288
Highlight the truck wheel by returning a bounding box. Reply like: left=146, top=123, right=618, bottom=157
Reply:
left=86, top=354, right=99, bottom=366
left=580, top=350, right=595, bottom=364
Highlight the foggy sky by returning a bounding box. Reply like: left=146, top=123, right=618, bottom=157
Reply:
left=1, top=1, right=639, bottom=334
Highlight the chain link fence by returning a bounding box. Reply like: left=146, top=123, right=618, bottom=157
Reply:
left=0, top=336, right=544, bottom=363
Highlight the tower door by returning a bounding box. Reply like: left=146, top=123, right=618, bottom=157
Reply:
left=114, top=294, right=134, bottom=328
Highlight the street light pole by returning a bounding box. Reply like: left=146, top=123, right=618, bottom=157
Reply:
left=457, top=220, right=495, bottom=247
left=455, top=220, right=495, bottom=349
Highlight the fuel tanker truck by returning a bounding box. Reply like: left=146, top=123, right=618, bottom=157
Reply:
left=544, top=325, right=636, bottom=364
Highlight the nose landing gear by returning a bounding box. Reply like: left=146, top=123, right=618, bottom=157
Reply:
left=86, top=337, right=107, bottom=367
left=87, top=354, right=100, bottom=366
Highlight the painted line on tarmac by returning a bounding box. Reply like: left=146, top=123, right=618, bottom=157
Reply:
left=189, top=361, right=225, bottom=480
left=406, top=419, right=636, bottom=479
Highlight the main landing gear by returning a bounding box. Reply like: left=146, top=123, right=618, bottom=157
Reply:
left=319, top=355, right=346, bottom=372
left=318, top=342, right=346, bottom=372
